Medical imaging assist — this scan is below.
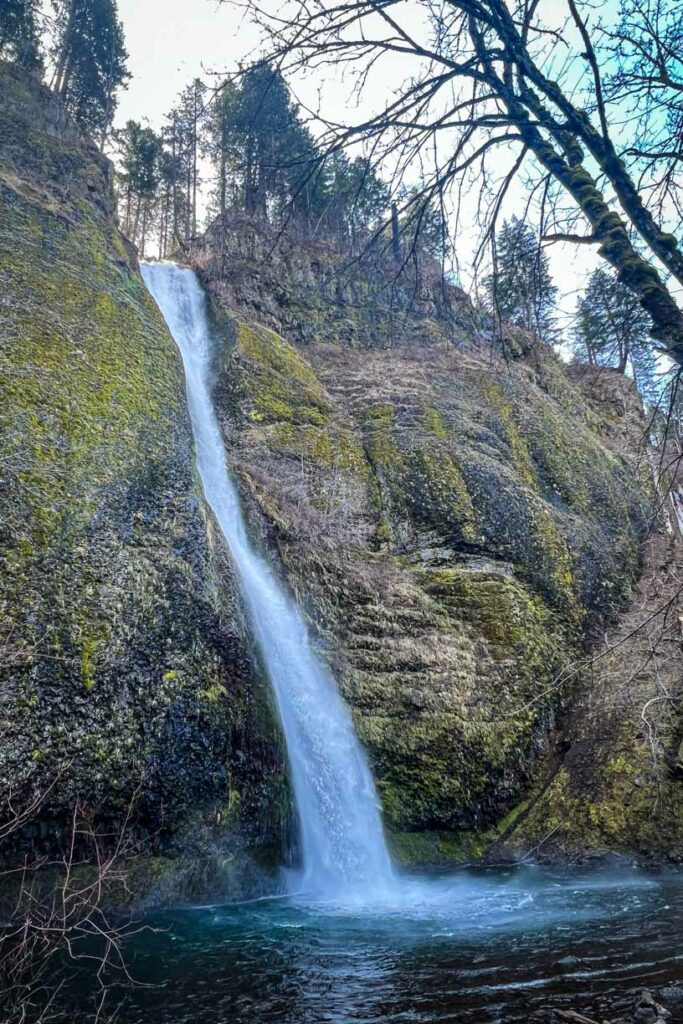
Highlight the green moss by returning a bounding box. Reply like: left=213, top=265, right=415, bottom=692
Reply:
left=423, top=567, right=552, bottom=652
left=236, top=322, right=332, bottom=426
left=0, top=196, right=184, bottom=545
left=270, top=421, right=367, bottom=474
left=349, top=562, right=571, bottom=835
left=481, top=377, right=537, bottom=490
left=363, top=404, right=404, bottom=468
left=405, top=447, right=479, bottom=544
left=529, top=503, right=582, bottom=625
left=388, top=830, right=474, bottom=866
left=422, top=405, right=448, bottom=439
left=362, top=403, right=479, bottom=546
left=80, top=634, right=99, bottom=693
left=374, top=516, right=393, bottom=547
left=506, top=732, right=683, bottom=860
left=388, top=788, right=535, bottom=866
left=200, top=682, right=228, bottom=705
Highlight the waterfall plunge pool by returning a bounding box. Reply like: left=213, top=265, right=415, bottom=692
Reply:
left=65, top=864, right=681, bottom=1023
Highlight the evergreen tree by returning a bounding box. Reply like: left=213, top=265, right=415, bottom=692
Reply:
left=114, top=120, right=162, bottom=256
left=340, top=157, right=390, bottom=250
left=217, top=63, right=314, bottom=218
left=307, top=153, right=389, bottom=249
left=160, top=106, right=191, bottom=250
left=0, top=0, right=42, bottom=70
left=204, top=66, right=388, bottom=242
left=486, top=216, right=557, bottom=340
left=51, top=0, right=129, bottom=147
left=175, top=78, right=207, bottom=238
left=204, top=82, right=239, bottom=221
left=398, top=187, right=450, bottom=266
left=573, top=267, right=660, bottom=403
left=156, top=145, right=186, bottom=257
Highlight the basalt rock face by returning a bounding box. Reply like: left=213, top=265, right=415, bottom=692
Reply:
left=491, top=369, right=683, bottom=863
left=0, top=63, right=287, bottom=880
left=194, top=239, right=671, bottom=861
left=192, top=213, right=475, bottom=349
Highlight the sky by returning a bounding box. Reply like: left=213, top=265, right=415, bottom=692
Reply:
left=114, top=1, right=255, bottom=128
left=111, top=0, right=607, bottom=334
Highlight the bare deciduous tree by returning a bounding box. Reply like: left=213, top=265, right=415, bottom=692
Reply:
left=0, top=789, right=150, bottom=1024
left=232, top=0, right=683, bottom=365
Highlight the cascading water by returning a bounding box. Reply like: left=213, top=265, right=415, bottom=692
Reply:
left=142, top=262, right=394, bottom=899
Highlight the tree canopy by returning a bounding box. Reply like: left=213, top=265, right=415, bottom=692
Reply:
left=485, top=217, right=557, bottom=340
left=573, top=267, right=660, bottom=403
left=0, top=0, right=42, bottom=70
left=51, top=0, right=129, bottom=146
left=232, top=0, right=683, bottom=368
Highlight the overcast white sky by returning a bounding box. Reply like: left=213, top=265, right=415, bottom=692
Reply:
left=112, top=0, right=602, bottom=331
left=115, top=1, right=253, bottom=128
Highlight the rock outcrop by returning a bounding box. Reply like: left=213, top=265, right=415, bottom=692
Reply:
left=192, top=225, right=682, bottom=862
left=0, top=62, right=286, bottom=883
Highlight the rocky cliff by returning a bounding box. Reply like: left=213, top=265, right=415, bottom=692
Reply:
left=1, top=62, right=680, bottom=884
left=191, top=222, right=682, bottom=863
left=0, top=62, right=287, bottom=888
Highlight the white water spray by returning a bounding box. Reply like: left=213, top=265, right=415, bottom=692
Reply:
left=142, top=263, right=394, bottom=899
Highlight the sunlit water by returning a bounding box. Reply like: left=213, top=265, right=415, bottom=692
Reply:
left=69, top=865, right=681, bottom=1023
left=141, top=262, right=392, bottom=899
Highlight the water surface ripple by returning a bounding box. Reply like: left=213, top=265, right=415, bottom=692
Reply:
left=102, top=866, right=683, bottom=1024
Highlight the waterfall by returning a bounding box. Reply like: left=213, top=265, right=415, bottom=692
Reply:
left=142, top=263, right=394, bottom=899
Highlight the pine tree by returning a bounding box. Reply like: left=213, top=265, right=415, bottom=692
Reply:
left=50, top=0, right=129, bottom=146
left=486, top=216, right=557, bottom=340
left=160, top=107, right=191, bottom=250
left=203, top=82, right=244, bottom=222
left=212, top=63, right=315, bottom=219
left=157, top=145, right=186, bottom=257
left=204, top=66, right=390, bottom=241
left=0, top=0, right=42, bottom=70
left=114, top=120, right=162, bottom=256
left=306, top=152, right=389, bottom=250
left=573, top=267, right=660, bottom=403
left=341, top=157, right=390, bottom=250
left=174, top=78, right=207, bottom=239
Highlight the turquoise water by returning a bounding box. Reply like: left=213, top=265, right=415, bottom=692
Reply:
left=70, top=865, right=682, bottom=1023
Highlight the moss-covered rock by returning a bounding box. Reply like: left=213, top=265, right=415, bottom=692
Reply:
left=491, top=533, right=683, bottom=863
left=0, top=62, right=287, bottom=879
left=200, top=271, right=661, bottom=856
